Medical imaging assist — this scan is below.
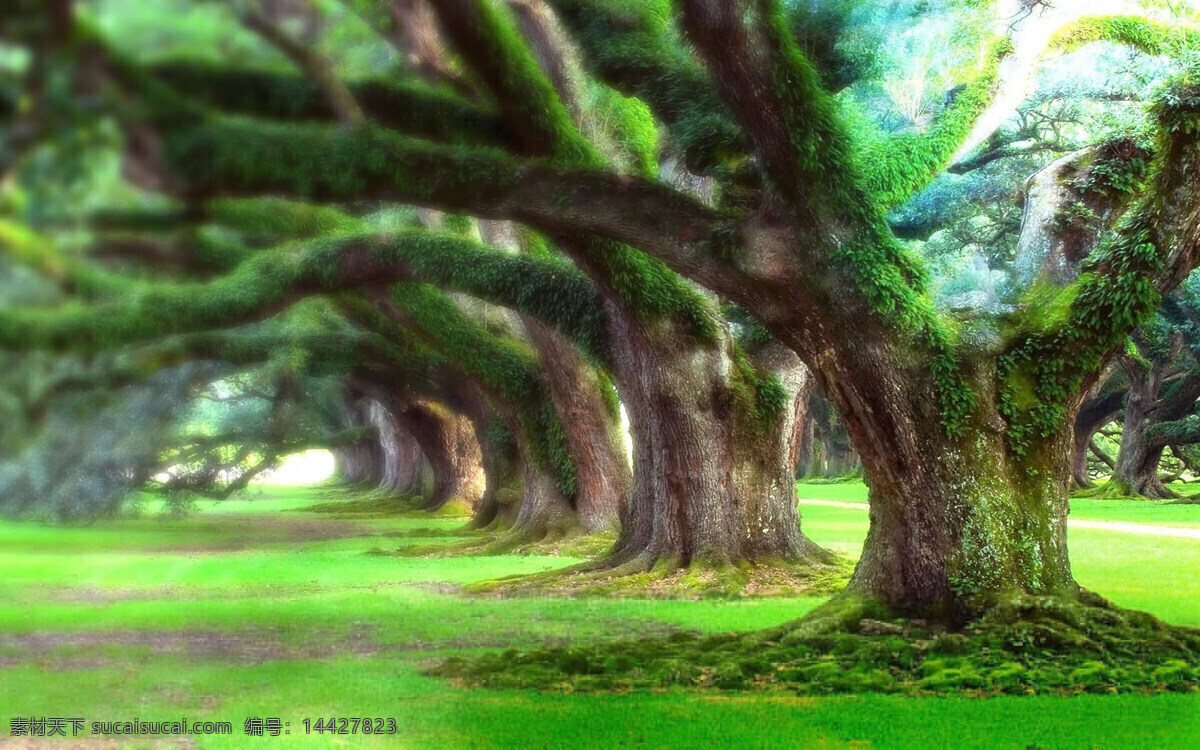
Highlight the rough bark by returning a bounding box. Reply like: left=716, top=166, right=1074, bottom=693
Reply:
left=811, top=348, right=1079, bottom=620
left=1070, top=369, right=1125, bottom=488
left=393, top=399, right=486, bottom=512
left=598, top=301, right=833, bottom=571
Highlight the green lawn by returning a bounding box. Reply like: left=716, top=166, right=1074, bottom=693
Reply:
left=1, top=484, right=1198, bottom=748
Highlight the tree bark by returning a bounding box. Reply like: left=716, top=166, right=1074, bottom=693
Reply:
left=797, top=342, right=1079, bottom=621
left=394, top=400, right=486, bottom=512
left=1111, top=350, right=1176, bottom=498
left=598, top=302, right=833, bottom=571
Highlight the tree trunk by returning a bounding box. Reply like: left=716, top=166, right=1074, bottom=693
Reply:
left=599, top=304, right=833, bottom=571
left=367, top=399, right=425, bottom=496
left=394, top=400, right=486, bottom=512
left=1110, top=356, right=1174, bottom=498
left=801, top=345, right=1079, bottom=621
left=521, top=318, right=629, bottom=532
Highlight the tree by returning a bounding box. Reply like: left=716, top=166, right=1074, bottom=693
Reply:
left=3, top=0, right=1200, bottom=628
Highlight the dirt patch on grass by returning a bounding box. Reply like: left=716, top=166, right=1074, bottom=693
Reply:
left=158, top=515, right=374, bottom=553
left=27, top=580, right=429, bottom=605
left=0, top=624, right=393, bottom=670
left=0, top=614, right=684, bottom=671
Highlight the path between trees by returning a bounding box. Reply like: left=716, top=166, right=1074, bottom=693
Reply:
left=795, top=499, right=1200, bottom=539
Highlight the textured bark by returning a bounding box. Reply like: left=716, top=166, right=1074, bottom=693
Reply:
left=367, top=400, right=425, bottom=496
left=394, top=400, right=486, bottom=512
left=598, top=301, right=832, bottom=570
left=523, top=318, right=628, bottom=532
left=1071, top=371, right=1125, bottom=488
left=795, top=340, right=1079, bottom=619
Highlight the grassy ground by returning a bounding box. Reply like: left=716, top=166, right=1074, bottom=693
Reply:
left=0, top=482, right=1197, bottom=748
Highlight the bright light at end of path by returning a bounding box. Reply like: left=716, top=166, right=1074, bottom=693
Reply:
left=254, top=449, right=335, bottom=486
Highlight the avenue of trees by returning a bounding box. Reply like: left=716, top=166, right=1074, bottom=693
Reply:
left=2, top=0, right=1199, bottom=657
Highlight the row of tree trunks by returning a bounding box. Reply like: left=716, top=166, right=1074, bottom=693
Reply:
left=794, top=393, right=862, bottom=479
left=520, top=318, right=627, bottom=534
left=477, top=220, right=628, bottom=536
left=1070, top=368, right=1126, bottom=488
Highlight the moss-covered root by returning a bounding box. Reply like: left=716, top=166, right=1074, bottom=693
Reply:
left=382, top=530, right=612, bottom=560
left=299, top=493, right=476, bottom=519
left=464, top=556, right=853, bottom=599
left=429, top=591, right=1200, bottom=694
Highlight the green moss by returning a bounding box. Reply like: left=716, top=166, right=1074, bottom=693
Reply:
left=998, top=78, right=1200, bottom=457
left=431, top=593, right=1200, bottom=695
left=728, top=342, right=789, bottom=437
left=857, top=36, right=1012, bottom=209
left=147, top=60, right=510, bottom=147
left=1049, top=16, right=1200, bottom=58
left=544, top=0, right=743, bottom=174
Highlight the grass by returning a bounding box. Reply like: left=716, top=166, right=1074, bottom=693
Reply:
left=0, top=483, right=1197, bottom=747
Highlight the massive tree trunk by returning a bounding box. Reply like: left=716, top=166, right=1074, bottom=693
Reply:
left=393, top=399, right=486, bottom=512
left=598, top=302, right=833, bottom=571
left=798, top=342, right=1079, bottom=621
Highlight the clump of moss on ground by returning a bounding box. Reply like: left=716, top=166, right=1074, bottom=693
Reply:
left=465, top=557, right=853, bottom=600
left=386, top=531, right=613, bottom=560
left=299, top=494, right=472, bottom=519
left=431, top=591, right=1200, bottom=695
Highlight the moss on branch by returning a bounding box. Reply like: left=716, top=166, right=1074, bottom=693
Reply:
left=0, top=230, right=608, bottom=359
left=999, top=76, right=1200, bottom=456
left=858, top=37, right=1012, bottom=209
left=147, top=61, right=511, bottom=147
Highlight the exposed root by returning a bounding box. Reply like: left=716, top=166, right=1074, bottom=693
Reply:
left=465, top=556, right=852, bottom=600
left=1072, top=481, right=1177, bottom=501
left=298, top=494, right=473, bottom=519
left=430, top=591, right=1200, bottom=695
left=384, top=530, right=611, bottom=560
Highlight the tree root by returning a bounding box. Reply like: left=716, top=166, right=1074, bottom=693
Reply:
left=464, top=556, right=852, bottom=600
left=430, top=591, right=1200, bottom=694
left=299, top=493, right=474, bottom=519
left=384, top=529, right=611, bottom=560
